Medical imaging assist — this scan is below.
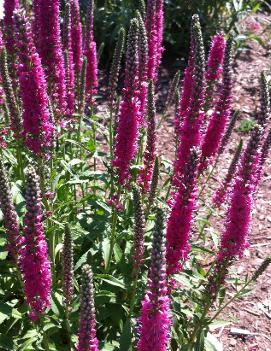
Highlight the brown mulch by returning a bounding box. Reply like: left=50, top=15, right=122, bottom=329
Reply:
left=157, top=15, right=271, bottom=351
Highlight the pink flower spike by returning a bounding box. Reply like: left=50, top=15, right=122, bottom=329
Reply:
left=173, top=15, right=206, bottom=186
left=71, top=0, right=83, bottom=73
left=199, top=37, right=233, bottom=173
left=113, top=19, right=140, bottom=185
left=33, top=0, right=67, bottom=116
left=205, top=33, right=226, bottom=84
left=218, top=127, right=261, bottom=261
left=137, top=81, right=156, bottom=192
left=166, top=148, right=199, bottom=275
left=84, top=0, right=98, bottom=103
left=137, top=209, right=171, bottom=351
left=155, top=0, right=164, bottom=72
left=19, top=168, right=52, bottom=321
left=14, top=10, right=54, bottom=156
left=63, top=2, right=75, bottom=117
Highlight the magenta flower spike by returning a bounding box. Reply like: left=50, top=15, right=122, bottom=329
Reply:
left=199, top=37, right=233, bottom=172
left=33, top=0, right=67, bottom=115
left=76, top=265, right=99, bottom=351
left=63, top=2, right=75, bottom=117
left=3, top=0, right=19, bottom=56
left=218, top=127, right=261, bottom=261
left=166, top=148, right=199, bottom=275
left=145, top=0, right=164, bottom=82
left=113, top=19, right=140, bottom=185
left=155, top=0, right=164, bottom=72
left=71, top=0, right=83, bottom=74
left=84, top=0, right=98, bottom=103
left=146, top=0, right=158, bottom=81
left=137, top=81, right=156, bottom=192
left=32, top=0, right=41, bottom=50
left=14, top=10, right=54, bottom=155
left=173, top=15, right=206, bottom=187
left=19, top=168, right=52, bottom=321
left=205, top=33, right=226, bottom=102
left=137, top=208, right=171, bottom=351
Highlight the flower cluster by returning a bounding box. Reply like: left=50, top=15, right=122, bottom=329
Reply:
left=77, top=264, right=99, bottom=351
left=218, top=127, right=261, bottom=261
left=113, top=19, right=140, bottom=185
left=84, top=0, right=98, bottom=103
left=205, top=32, right=226, bottom=102
left=63, top=2, right=75, bottom=117
left=19, top=168, right=52, bottom=321
left=137, top=208, right=171, bottom=351
left=71, top=0, right=83, bottom=74
left=137, top=12, right=149, bottom=124
left=166, top=148, right=199, bottom=275
left=199, top=37, right=233, bottom=172
left=62, top=224, right=74, bottom=307
left=146, top=0, right=164, bottom=82
left=14, top=10, right=54, bottom=155
left=173, top=15, right=206, bottom=186
left=137, top=81, right=156, bottom=192
left=33, top=0, right=67, bottom=115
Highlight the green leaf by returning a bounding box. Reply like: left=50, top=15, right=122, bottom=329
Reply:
left=195, top=330, right=205, bottom=351
left=113, top=243, right=123, bottom=263
left=74, top=250, right=91, bottom=271
left=0, top=335, right=14, bottom=350
left=119, top=319, right=132, bottom=351
left=204, top=333, right=223, bottom=351
left=0, top=251, right=8, bottom=260
left=96, top=274, right=126, bottom=289
left=0, top=303, right=12, bottom=324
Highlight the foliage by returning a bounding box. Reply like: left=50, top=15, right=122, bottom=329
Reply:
left=0, top=1, right=270, bottom=351
left=237, top=117, right=257, bottom=134
left=78, top=0, right=263, bottom=63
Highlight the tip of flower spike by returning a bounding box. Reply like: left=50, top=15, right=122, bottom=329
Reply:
left=252, top=257, right=271, bottom=281
left=191, top=14, right=202, bottom=37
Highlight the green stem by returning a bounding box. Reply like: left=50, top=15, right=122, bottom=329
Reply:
left=109, top=109, right=115, bottom=197
left=188, top=270, right=254, bottom=347
left=209, top=278, right=252, bottom=323
left=63, top=306, right=72, bottom=350
left=41, top=324, right=49, bottom=351
left=129, top=271, right=139, bottom=317
left=198, top=158, right=218, bottom=199
left=187, top=302, right=211, bottom=348
left=198, top=208, right=214, bottom=241
left=15, top=141, right=24, bottom=183
left=157, top=112, right=166, bottom=129
left=105, top=207, right=118, bottom=272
